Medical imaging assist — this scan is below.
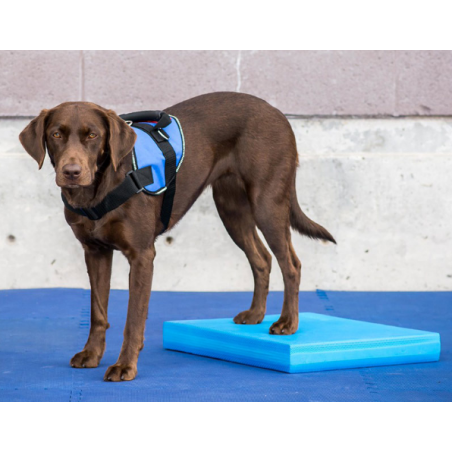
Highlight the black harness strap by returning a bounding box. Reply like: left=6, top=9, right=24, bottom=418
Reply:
left=62, top=166, right=154, bottom=220
left=131, top=122, right=177, bottom=232
left=62, top=110, right=178, bottom=233
left=120, top=110, right=171, bottom=127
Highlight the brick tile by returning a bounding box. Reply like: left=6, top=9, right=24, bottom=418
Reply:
left=395, top=51, right=452, bottom=115
left=239, top=50, right=397, bottom=115
left=0, top=51, right=81, bottom=116
left=83, top=50, right=238, bottom=112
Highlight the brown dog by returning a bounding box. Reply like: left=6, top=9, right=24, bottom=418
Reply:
left=19, top=92, right=335, bottom=381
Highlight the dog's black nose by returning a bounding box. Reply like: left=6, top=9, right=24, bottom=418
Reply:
left=62, top=164, right=82, bottom=180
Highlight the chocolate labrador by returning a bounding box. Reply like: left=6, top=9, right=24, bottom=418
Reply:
left=19, top=92, right=335, bottom=381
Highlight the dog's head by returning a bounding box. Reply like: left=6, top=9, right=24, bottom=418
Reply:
left=19, top=102, right=136, bottom=188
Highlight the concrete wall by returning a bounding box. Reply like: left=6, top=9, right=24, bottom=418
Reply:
left=1, top=117, right=451, bottom=291
left=1, top=51, right=451, bottom=291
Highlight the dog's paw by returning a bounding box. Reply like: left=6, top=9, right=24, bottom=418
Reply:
left=70, top=349, right=102, bottom=368
left=233, top=309, right=265, bottom=325
left=269, top=316, right=299, bottom=335
left=104, top=363, right=137, bottom=382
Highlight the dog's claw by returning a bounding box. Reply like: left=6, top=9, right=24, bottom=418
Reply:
left=104, top=363, right=137, bottom=382
left=70, top=349, right=102, bottom=368
left=269, top=317, right=298, bottom=335
left=233, top=309, right=265, bottom=325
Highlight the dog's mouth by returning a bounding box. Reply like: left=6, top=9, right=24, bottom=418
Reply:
left=57, top=181, right=93, bottom=189
left=56, top=172, right=94, bottom=189
left=60, top=182, right=93, bottom=189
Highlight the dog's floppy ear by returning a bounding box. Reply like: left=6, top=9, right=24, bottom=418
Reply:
left=19, top=109, right=49, bottom=170
left=106, top=110, right=137, bottom=171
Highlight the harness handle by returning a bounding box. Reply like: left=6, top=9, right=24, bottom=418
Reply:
left=119, top=110, right=172, bottom=129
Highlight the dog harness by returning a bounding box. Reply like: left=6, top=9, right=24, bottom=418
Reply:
left=61, top=110, right=185, bottom=232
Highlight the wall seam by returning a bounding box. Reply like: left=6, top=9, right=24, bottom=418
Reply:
left=236, top=50, right=242, bottom=92
left=394, top=50, right=399, bottom=116
left=80, top=50, right=85, bottom=101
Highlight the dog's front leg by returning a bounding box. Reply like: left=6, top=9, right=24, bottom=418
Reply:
left=70, top=247, right=113, bottom=368
left=104, top=245, right=155, bottom=382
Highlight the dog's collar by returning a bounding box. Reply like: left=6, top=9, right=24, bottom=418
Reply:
left=61, top=165, right=154, bottom=220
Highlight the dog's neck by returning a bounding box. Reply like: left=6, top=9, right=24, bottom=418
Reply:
left=61, top=154, right=131, bottom=209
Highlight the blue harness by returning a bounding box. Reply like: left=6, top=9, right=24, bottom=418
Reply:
left=131, top=115, right=184, bottom=194
left=61, top=110, right=183, bottom=232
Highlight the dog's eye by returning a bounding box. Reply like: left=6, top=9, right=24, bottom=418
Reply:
left=53, top=132, right=61, bottom=138
left=88, top=132, right=97, bottom=139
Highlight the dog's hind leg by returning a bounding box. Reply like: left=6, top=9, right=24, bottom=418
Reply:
left=250, top=187, right=302, bottom=335
left=212, top=174, right=272, bottom=324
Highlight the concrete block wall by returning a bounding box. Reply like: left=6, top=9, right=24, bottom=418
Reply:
left=2, top=50, right=452, bottom=116
left=1, top=51, right=451, bottom=291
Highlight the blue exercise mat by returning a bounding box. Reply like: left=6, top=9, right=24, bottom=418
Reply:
left=0, top=289, right=451, bottom=401
left=163, top=313, right=440, bottom=373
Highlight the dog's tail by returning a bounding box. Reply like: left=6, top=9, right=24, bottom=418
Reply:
left=289, top=184, right=336, bottom=244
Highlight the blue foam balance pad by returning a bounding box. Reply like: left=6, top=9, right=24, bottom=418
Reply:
left=163, top=313, right=441, bottom=373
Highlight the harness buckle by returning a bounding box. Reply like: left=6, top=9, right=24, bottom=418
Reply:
left=151, top=128, right=169, bottom=143
left=127, top=170, right=145, bottom=194
left=157, top=129, right=169, bottom=140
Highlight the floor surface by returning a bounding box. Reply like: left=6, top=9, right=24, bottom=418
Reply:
left=0, top=289, right=450, bottom=402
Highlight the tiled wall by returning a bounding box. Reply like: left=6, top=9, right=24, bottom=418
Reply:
left=2, top=50, right=452, bottom=116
